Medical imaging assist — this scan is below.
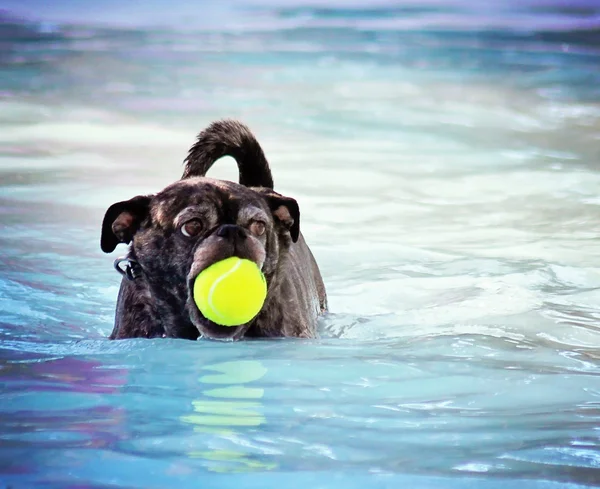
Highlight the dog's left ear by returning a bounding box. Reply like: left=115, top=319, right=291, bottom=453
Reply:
left=256, top=189, right=300, bottom=243
left=101, top=195, right=152, bottom=253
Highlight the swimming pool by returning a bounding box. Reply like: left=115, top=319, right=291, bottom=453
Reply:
left=1, top=1, right=599, bottom=487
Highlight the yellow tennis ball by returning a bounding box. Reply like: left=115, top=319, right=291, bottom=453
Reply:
left=193, top=257, right=267, bottom=327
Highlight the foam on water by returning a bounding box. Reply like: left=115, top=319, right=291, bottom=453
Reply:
left=1, top=1, right=600, bottom=487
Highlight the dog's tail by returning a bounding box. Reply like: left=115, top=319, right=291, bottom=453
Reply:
left=182, top=119, right=274, bottom=189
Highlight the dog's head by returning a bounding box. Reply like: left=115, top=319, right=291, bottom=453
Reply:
left=101, top=177, right=300, bottom=340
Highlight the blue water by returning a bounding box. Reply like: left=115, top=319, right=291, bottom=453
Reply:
left=1, top=1, right=600, bottom=487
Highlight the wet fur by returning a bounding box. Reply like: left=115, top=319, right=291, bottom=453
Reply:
left=102, top=120, right=327, bottom=340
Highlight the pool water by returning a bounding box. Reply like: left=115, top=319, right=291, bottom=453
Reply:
left=1, top=1, right=600, bottom=487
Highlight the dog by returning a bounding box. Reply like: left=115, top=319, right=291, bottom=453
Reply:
left=100, top=120, right=327, bottom=341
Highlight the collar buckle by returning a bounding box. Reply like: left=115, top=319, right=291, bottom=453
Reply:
left=114, top=257, right=142, bottom=281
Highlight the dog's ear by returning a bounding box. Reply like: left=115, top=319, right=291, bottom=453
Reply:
left=256, top=189, right=300, bottom=243
left=101, top=195, right=152, bottom=253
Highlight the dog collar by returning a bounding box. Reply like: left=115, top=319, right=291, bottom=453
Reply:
left=114, top=257, right=143, bottom=281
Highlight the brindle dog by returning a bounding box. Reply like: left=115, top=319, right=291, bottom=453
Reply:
left=101, top=120, right=327, bottom=340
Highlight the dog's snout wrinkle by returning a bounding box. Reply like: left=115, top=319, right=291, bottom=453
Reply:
left=217, top=224, right=247, bottom=241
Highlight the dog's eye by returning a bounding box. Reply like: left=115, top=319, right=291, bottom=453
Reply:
left=181, top=219, right=203, bottom=238
left=249, top=220, right=266, bottom=237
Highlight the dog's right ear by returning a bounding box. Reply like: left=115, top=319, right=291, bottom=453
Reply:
left=100, top=195, right=152, bottom=253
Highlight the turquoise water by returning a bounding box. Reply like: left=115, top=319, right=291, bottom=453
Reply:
left=1, top=1, right=600, bottom=487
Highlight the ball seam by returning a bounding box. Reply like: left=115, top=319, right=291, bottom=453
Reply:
left=207, top=258, right=243, bottom=324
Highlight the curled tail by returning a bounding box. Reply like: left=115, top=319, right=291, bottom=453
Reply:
left=182, top=119, right=274, bottom=189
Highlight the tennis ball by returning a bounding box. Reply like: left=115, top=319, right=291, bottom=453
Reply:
left=193, top=257, right=267, bottom=327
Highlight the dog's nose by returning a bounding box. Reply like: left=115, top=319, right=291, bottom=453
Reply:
left=217, top=224, right=247, bottom=241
